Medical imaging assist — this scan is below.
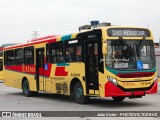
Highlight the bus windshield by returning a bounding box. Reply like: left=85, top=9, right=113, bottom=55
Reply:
left=106, top=40, right=155, bottom=70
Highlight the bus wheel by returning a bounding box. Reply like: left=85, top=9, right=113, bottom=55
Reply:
left=74, top=82, right=88, bottom=104
left=112, top=97, right=125, bottom=102
left=22, top=80, right=35, bottom=97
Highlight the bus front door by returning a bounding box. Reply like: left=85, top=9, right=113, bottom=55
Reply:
left=36, top=48, right=45, bottom=91
left=85, top=39, right=99, bottom=95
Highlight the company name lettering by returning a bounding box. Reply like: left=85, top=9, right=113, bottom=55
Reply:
left=23, top=66, right=36, bottom=73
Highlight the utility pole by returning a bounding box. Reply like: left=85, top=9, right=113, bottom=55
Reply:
left=32, top=31, right=39, bottom=39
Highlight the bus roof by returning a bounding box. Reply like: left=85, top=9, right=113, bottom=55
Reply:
left=4, top=26, right=152, bottom=50
left=4, top=32, right=78, bottom=50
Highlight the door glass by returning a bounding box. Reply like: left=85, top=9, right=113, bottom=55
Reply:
left=86, top=41, right=99, bottom=90
left=88, top=44, right=93, bottom=74
left=38, top=50, right=44, bottom=68
left=94, top=43, right=98, bottom=71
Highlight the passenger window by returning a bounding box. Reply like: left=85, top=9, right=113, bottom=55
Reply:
left=65, top=46, right=82, bottom=62
left=5, top=50, right=15, bottom=65
left=15, top=48, right=24, bottom=65
left=24, top=46, right=34, bottom=64
left=50, top=42, right=64, bottom=63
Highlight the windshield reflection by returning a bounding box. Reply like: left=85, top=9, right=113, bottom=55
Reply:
left=106, top=40, right=155, bottom=70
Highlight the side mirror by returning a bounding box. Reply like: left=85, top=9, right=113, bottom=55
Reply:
left=102, top=42, right=107, bottom=54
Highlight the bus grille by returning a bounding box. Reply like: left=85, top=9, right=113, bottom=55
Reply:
left=117, top=72, right=154, bottom=78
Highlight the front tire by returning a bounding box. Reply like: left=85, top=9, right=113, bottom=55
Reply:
left=112, top=97, right=125, bottom=102
left=74, top=82, right=89, bottom=104
left=22, top=80, right=37, bottom=97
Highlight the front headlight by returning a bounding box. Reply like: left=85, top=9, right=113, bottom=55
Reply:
left=107, top=76, right=117, bottom=85
left=154, top=76, right=157, bottom=82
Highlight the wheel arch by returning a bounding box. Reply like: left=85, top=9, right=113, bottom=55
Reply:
left=70, top=77, right=81, bottom=95
left=21, top=76, right=28, bottom=89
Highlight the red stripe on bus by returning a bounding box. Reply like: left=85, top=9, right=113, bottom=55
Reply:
left=55, top=67, right=68, bottom=76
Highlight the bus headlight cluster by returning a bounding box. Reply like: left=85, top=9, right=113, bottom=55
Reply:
left=107, top=76, right=117, bottom=85
left=154, top=76, right=157, bottom=82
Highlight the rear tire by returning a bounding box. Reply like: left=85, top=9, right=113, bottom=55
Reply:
left=70, top=91, right=75, bottom=101
left=22, top=80, right=38, bottom=97
left=74, top=82, right=89, bottom=104
left=112, top=97, right=125, bottom=102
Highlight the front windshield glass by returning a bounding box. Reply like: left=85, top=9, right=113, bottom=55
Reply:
left=106, top=40, right=155, bottom=70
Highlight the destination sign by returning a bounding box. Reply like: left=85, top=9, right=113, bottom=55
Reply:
left=68, top=40, right=78, bottom=44
left=65, top=39, right=81, bottom=46
left=107, top=28, right=150, bottom=37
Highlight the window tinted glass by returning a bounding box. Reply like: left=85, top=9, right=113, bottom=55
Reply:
left=24, top=47, right=34, bottom=64
left=15, top=48, right=23, bottom=65
left=6, top=50, right=14, bottom=65
left=50, top=42, right=64, bottom=63
left=66, top=45, right=82, bottom=62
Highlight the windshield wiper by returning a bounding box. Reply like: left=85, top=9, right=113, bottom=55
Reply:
left=118, top=37, right=133, bottom=60
left=136, top=37, right=146, bottom=58
left=118, top=37, right=130, bottom=48
left=138, top=37, right=146, bottom=50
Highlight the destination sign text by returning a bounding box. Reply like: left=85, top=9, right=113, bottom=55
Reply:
left=107, top=28, right=150, bottom=37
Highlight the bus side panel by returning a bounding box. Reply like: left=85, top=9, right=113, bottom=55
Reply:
left=65, top=62, right=86, bottom=95
left=0, top=71, right=3, bottom=80
left=46, top=63, right=86, bottom=95
left=4, top=69, right=22, bottom=89
left=45, top=79, right=52, bottom=93
left=28, top=75, right=37, bottom=91
left=98, top=71, right=106, bottom=97
left=4, top=66, right=37, bottom=91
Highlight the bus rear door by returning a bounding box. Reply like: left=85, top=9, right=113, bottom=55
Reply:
left=36, top=48, right=45, bottom=91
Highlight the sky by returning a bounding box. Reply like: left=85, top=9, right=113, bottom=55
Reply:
left=0, top=0, right=160, bottom=45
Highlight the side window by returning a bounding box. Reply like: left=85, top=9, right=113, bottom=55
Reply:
left=0, top=59, right=3, bottom=71
left=76, top=46, right=82, bottom=61
left=56, top=47, right=63, bottom=63
left=0, top=51, right=3, bottom=57
left=65, top=46, right=82, bottom=62
left=65, top=39, right=82, bottom=62
left=66, top=47, right=74, bottom=62
left=24, top=46, right=34, bottom=64
left=5, top=50, right=15, bottom=65
left=15, top=48, right=24, bottom=65
left=50, top=42, right=64, bottom=63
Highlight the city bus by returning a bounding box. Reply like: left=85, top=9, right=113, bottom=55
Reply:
left=0, top=47, right=3, bottom=80
left=3, top=24, right=158, bottom=104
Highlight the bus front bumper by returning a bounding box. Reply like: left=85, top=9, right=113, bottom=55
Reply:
left=105, top=80, right=158, bottom=97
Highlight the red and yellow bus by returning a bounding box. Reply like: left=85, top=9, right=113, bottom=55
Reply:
left=0, top=47, right=3, bottom=80
left=3, top=25, right=158, bottom=104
